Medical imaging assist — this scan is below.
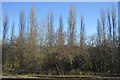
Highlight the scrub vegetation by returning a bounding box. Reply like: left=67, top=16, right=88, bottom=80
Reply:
left=2, top=4, right=120, bottom=78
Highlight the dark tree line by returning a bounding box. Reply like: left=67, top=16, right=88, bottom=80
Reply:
left=2, top=5, right=120, bottom=76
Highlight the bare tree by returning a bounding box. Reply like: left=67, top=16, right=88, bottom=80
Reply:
left=3, top=12, right=9, bottom=44
left=118, top=25, right=120, bottom=73
left=15, top=9, right=27, bottom=70
left=25, top=6, right=39, bottom=72
left=57, top=15, right=64, bottom=46
left=10, top=22, right=15, bottom=45
left=100, top=9, right=106, bottom=72
left=38, top=19, right=47, bottom=46
left=19, top=9, right=26, bottom=39
left=100, top=9, right=106, bottom=45
left=68, top=5, right=76, bottom=45
left=97, top=19, right=102, bottom=46
left=47, top=12, right=54, bottom=46
left=29, top=6, right=38, bottom=46
left=111, top=6, right=116, bottom=45
left=80, top=15, right=85, bottom=47
left=110, top=6, right=117, bottom=73
left=107, top=8, right=112, bottom=45
left=118, top=3, right=120, bottom=74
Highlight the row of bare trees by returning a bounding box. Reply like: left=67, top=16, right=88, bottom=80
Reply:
left=2, top=5, right=120, bottom=75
